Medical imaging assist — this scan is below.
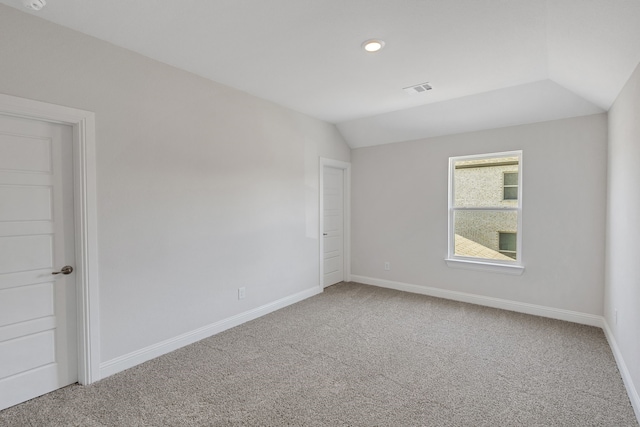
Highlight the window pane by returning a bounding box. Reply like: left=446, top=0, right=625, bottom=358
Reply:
left=454, top=210, right=517, bottom=261
left=503, top=187, right=518, bottom=200
left=503, top=172, right=518, bottom=186
left=499, top=232, right=517, bottom=251
left=454, top=156, right=519, bottom=207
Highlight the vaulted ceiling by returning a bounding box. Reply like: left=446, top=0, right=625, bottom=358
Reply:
left=2, top=0, right=639, bottom=148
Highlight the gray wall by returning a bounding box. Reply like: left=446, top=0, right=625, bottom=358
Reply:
left=351, top=114, right=607, bottom=315
left=606, top=61, right=640, bottom=414
left=0, top=5, right=350, bottom=364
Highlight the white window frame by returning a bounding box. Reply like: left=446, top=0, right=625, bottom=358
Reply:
left=445, top=150, right=524, bottom=275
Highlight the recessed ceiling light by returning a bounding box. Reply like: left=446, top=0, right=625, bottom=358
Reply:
left=23, top=0, right=46, bottom=10
left=362, top=39, right=385, bottom=53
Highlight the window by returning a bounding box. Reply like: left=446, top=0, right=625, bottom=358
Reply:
left=503, top=172, right=518, bottom=200
left=446, top=150, right=523, bottom=274
left=498, top=232, right=517, bottom=259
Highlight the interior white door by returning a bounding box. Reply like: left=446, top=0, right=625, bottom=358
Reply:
left=323, top=166, right=344, bottom=287
left=0, top=114, right=77, bottom=410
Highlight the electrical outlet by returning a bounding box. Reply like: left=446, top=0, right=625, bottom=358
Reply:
left=384, top=262, right=390, bottom=271
left=238, top=287, right=246, bottom=300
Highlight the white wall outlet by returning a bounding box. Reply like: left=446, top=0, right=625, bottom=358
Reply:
left=384, top=262, right=390, bottom=271
left=238, top=287, right=246, bottom=300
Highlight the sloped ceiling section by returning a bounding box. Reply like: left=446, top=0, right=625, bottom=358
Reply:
left=337, top=80, right=605, bottom=149
left=1, top=0, right=639, bottom=148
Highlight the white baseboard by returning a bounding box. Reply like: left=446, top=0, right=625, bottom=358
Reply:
left=350, top=275, right=604, bottom=328
left=97, top=278, right=639, bottom=424
left=100, top=286, right=322, bottom=379
left=602, top=321, right=640, bottom=423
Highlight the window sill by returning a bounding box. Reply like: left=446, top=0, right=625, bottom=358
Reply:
left=445, top=258, right=524, bottom=275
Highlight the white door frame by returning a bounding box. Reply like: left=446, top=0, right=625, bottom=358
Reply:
left=319, top=158, right=351, bottom=289
left=0, top=93, right=100, bottom=385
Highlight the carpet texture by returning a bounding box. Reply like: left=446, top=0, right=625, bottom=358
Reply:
left=1, top=282, right=637, bottom=426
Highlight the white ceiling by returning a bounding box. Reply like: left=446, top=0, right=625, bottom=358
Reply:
left=2, top=0, right=639, bottom=148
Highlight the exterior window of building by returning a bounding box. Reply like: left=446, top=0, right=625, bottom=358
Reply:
left=503, top=172, right=518, bottom=200
left=499, top=232, right=517, bottom=259
left=447, top=150, right=523, bottom=272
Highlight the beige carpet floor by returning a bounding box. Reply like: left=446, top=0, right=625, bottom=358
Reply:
left=1, top=282, right=637, bottom=426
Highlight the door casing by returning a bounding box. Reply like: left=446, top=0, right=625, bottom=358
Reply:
left=319, top=158, right=351, bottom=289
left=0, top=93, right=100, bottom=385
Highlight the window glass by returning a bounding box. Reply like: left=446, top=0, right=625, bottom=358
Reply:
left=504, top=172, right=518, bottom=186
left=454, top=211, right=517, bottom=260
left=499, top=232, right=517, bottom=259
left=504, top=186, right=518, bottom=200
left=503, top=172, right=518, bottom=200
left=454, top=157, right=519, bottom=208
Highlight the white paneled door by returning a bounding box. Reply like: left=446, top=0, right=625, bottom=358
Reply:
left=323, top=166, right=344, bottom=287
left=0, top=114, right=77, bottom=410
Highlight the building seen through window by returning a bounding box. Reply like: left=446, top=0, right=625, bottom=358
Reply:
left=449, top=151, right=522, bottom=263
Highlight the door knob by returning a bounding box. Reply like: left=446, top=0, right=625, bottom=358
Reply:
left=52, top=265, right=73, bottom=275
left=323, top=233, right=328, bottom=236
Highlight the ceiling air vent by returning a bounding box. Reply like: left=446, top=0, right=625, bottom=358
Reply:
left=403, top=82, right=432, bottom=95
